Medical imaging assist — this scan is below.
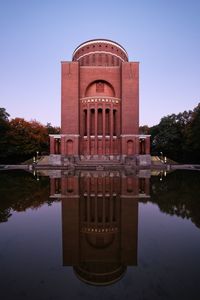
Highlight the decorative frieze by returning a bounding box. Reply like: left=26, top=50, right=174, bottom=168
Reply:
left=80, top=97, right=120, bottom=104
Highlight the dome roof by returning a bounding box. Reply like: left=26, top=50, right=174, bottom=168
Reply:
left=72, top=39, right=129, bottom=65
left=73, top=263, right=126, bottom=286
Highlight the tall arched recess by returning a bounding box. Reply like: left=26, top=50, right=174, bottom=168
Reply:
left=85, top=80, right=115, bottom=97
left=66, top=139, right=73, bottom=155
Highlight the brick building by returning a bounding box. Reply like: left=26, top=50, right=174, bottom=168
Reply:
left=49, top=39, right=150, bottom=165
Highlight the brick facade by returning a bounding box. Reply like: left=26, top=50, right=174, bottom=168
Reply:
left=50, top=39, right=150, bottom=159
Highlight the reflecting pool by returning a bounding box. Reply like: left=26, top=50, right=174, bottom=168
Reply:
left=0, top=169, right=200, bottom=300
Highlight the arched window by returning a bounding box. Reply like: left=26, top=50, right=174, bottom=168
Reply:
left=127, top=140, right=133, bottom=155
left=66, top=139, right=73, bottom=155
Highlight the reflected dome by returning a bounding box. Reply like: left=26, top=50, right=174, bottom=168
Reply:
left=73, top=262, right=126, bottom=286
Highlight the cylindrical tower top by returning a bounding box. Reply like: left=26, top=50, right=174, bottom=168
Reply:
left=72, top=39, right=128, bottom=66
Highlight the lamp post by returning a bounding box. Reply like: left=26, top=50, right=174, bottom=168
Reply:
left=160, top=151, right=163, bottom=163
left=36, top=151, right=39, bottom=163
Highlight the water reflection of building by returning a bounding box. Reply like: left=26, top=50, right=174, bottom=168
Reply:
left=50, top=171, right=150, bottom=285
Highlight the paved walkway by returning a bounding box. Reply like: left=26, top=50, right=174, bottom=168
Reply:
left=0, top=165, right=30, bottom=171
left=1, top=163, right=200, bottom=171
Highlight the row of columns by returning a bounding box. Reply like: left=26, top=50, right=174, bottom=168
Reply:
left=80, top=176, right=120, bottom=229
left=83, top=103, right=119, bottom=155
left=82, top=195, right=118, bottom=227
left=84, top=104, right=117, bottom=136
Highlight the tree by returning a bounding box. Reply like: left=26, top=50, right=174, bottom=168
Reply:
left=0, top=108, right=10, bottom=162
left=139, top=125, right=150, bottom=134
left=185, top=103, right=200, bottom=162
left=149, top=104, right=200, bottom=163
left=150, top=114, right=185, bottom=161
left=46, top=122, right=60, bottom=134
left=0, top=108, right=9, bottom=122
left=0, top=108, right=61, bottom=163
left=7, top=118, right=50, bottom=161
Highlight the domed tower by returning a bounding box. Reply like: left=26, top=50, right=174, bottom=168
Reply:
left=49, top=39, right=150, bottom=163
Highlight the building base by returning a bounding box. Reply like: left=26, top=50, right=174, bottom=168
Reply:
left=37, top=154, right=151, bottom=168
left=136, top=155, right=151, bottom=167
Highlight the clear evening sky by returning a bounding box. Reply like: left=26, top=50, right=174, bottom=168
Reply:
left=0, top=0, right=200, bottom=126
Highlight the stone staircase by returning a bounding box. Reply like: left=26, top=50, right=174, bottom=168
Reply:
left=75, top=155, right=123, bottom=170
left=34, top=154, right=151, bottom=169
left=37, top=155, right=50, bottom=165
left=151, top=156, right=177, bottom=165
left=151, top=156, right=164, bottom=165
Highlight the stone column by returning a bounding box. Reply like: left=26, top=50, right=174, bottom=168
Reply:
left=135, top=136, right=139, bottom=155
left=87, top=178, right=90, bottom=225
left=102, top=196, right=105, bottom=226
left=50, top=136, right=55, bottom=154
left=87, top=104, right=90, bottom=155
left=110, top=105, right=113, bottom=155
left=55, top=139, right=58, bottom=154
left=110, top=177, right=113, bottom=224
left=61, top=135, right=65, bottom=155
left=146, top=137, right=150, bottom=154
left=102, top=105, right=106, bottom=155
left=95, top=103, right=98, bottom=155
left=95, top=196, right=98, bottom=224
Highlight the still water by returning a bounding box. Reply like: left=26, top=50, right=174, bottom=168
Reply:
left=0, top=169, right=200, bottom=300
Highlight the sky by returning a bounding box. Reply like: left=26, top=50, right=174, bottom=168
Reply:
left=0, top=0, right=200, bottom=127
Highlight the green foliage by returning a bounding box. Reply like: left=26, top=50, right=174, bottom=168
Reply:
left=184, top=104, right=200, bottom=162
left=0, top=108, right=10, bottom=161
left=46, top=122, right=60, bottom=134
left=139, top=125, right=150, bottom=134
left=0, top=108, right=10, bottom=121
left=150, top=114, right=184, bottom=161
left=150, top=104, right=200, bottom=163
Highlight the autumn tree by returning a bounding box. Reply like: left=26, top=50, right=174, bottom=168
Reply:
left=0, top=108, right=60, bottom=163
left=6, top=118, right=49, bottom=162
